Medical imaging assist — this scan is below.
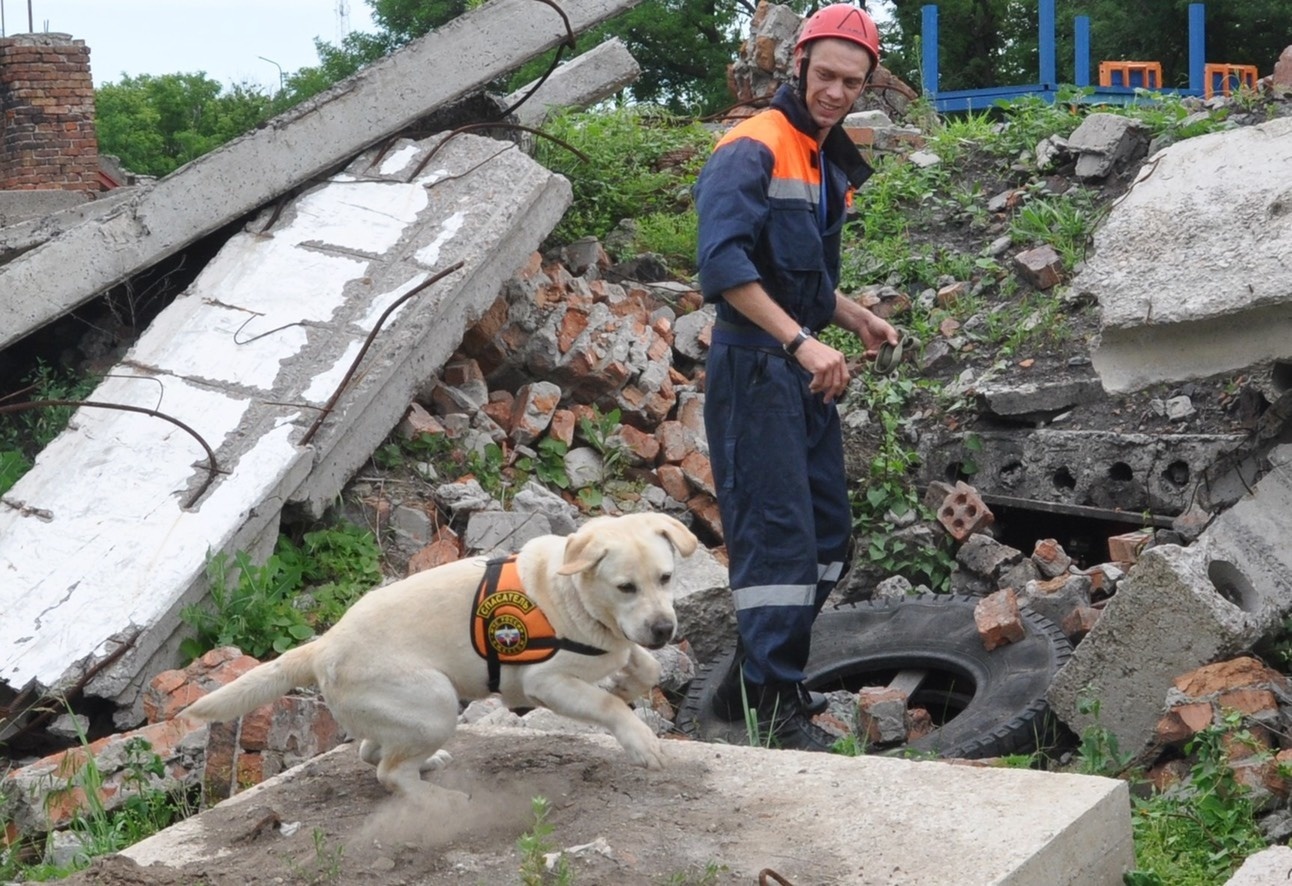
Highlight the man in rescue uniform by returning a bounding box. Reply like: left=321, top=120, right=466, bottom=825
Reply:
left=694, top=3, right=899, bottom=751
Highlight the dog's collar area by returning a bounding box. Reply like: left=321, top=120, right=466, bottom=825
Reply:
left=471, top=555, right=608, bottom=693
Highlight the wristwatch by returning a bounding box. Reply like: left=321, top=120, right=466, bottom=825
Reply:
left=783, top=326, right=813, bottom=356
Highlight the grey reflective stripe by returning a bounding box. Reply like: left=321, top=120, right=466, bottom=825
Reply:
left=768, top=178, right=819, bottom=204
left=732, top=582, right=817, bottom=610
left=818, top=561, right=844, bottom=583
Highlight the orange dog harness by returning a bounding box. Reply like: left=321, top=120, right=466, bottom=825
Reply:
left=471, top=555, right=606, bottom=692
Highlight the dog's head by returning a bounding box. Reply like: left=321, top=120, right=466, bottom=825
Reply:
left=556, top=512, right=699, bottom=649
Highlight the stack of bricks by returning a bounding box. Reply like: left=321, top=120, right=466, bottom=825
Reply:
left=0, top=33, right=99, bottom=192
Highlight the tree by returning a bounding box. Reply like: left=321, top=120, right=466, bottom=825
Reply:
left=878, top=0, right=1292, bottom=95
left=305, top=0, right=750, bottom=115
left=95, top=74, right=273, bottom=177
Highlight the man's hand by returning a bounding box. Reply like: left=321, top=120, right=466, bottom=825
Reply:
left=855, top=307, right=899, bottom=358
left=794, top=337, right=851, bottom=403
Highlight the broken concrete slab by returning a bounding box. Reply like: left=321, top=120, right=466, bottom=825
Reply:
left=0, top=132, right=571, bottom=725
left=1196, top=442, right=1292, bottom=628
left=1082, top=117, right=1292, bottom=393
left=1047, top=544, right=1266, bottom=758
left=108, top=725, right=1135, bottom=886
left=505, top=37, right=641, bottom=127
left=0, top=0, right=642, bottom=352
left=1066, top=112, right=1149, bottom=180
left=975, top=377, right=1104, bottom=421
left=0, top=189, right=89, bottom=226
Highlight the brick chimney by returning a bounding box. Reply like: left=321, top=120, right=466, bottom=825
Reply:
left=0, top=32, right=99, bottom=192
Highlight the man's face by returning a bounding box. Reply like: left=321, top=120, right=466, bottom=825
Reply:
left=799, top=38, right=873, bottom=134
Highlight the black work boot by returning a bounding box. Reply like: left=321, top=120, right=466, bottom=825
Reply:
left=710, top=647, right=751, bottom=722
left=753, top=683, right=837, bottom=753
left=799, top=684, right=828, bottom=716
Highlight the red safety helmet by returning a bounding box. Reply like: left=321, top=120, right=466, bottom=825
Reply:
left=795, top=4, right=881, bottom=68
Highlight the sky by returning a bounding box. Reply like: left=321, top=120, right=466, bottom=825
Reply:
left=2, top=0, right=377, bottom=91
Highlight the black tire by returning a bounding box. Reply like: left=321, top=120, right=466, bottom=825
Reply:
left=676, top=594, right=1073, bottom=759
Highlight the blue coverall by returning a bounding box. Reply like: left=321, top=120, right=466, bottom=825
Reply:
left=694, top=83, right=872, bottom=690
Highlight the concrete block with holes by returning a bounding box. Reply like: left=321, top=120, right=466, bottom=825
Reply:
left=1047, top=544, right=1266, bottom=758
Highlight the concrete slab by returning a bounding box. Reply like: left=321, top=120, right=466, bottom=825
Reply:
left=0, top=132, right=571, bottom=724
left=0, top=0, right=641, bottom=352
left=505, top=37, right=642, bottom=126
left=111, top=725, right=1135, bottom=886
left=1197, top=443, right=1292, bottom=629
left=1082, top=117, right=1292, bottom=393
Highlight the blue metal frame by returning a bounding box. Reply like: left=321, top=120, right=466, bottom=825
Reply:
left=921, top=0, right=1207, bottom=112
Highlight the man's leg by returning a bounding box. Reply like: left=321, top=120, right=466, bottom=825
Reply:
left=704, top=348, right=835, bottom=750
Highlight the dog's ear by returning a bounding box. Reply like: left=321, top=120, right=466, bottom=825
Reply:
left=654, top=514, right=699, bottom=558
left=557, top=530, right=605, bottom=575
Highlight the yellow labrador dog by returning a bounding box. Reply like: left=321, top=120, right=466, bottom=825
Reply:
left=184, top=512, right=697, bottom=798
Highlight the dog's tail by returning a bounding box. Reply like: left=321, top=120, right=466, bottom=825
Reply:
left=183, top=642, right=321, bottom=722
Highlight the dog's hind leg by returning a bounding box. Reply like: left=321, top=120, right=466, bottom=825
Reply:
left=360, top=736, right=449, bottom=774
left=363, top=671, right=461, bottom=798
left=359, top=739, right=382, bottom=767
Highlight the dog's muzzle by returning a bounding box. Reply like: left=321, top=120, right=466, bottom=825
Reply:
left=644, top=618, right=676, bottom=650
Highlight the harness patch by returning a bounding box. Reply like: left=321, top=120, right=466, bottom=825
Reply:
left=470, top=555, right=608, bottom=692
left=472, top=561, right=561, bottom=663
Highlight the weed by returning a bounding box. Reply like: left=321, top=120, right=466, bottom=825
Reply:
left=1073, top=694, right=1132, bottom=776
left=9, top=732, right=197, bottom=879
left=635, top=209, right=699, bottom=274
left=830, top=732, right=871, bottom=757
left=1126, top=712, right=1266, bottom=884
left=517, top=795, right=572, bottom=886
left=180, top=521, right=381, bottom=660
left=1008, top=189, right=1098, bottom=270
left=514, top=436, right=571, bottom=491
left=535, top=105, right=713, bottom=248
left=843, top=372, right=955, bottom=591
left=278, top=523, right=383, bottom=629
left=0, top=360, right=100, bottom=496
left=286, top=828, right=345, bottom=884
left=657, top=861, right=729, bottom=885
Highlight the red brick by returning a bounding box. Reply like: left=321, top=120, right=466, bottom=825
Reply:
left=974, top=588, right=1025, bottom=651
left=937, top=481, right=994, bottom=541
left=656, top=464, right=692, bottom=503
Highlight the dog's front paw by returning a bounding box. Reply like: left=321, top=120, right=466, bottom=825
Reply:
left=619, top=723, right=666, bottom=770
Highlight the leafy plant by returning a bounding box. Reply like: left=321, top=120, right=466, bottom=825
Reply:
left=1073, top=694, right=1132, bottom=776
left=517, top=795, right=572, bottom=886
left=277, top=524, right=383, bottom=629
left=8, top=733, right=197, bottom=880
left=180, top=520, right=383, bottom=659
left=0, top=360, right=100, bottom=496
left=179, top=549, right=315, bottom=661
left=577, top=407, right=627, bottom=481
left=535, top=105, right=713, bottom=247
left=842, top=371, right=955, bottom=591
left=1126, top=712, right=1266, bottom=885
left=514, top=436, right=571, bottom=491
left=1008, top=189, right=1098, bottom=270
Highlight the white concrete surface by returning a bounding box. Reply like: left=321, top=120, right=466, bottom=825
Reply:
left=118, top=725, right=1135, bottom=885
left=1082, top=117, right=1292, bottom=393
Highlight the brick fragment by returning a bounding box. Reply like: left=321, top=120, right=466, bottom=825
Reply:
left=974, top=588, right=1025, bottom=651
